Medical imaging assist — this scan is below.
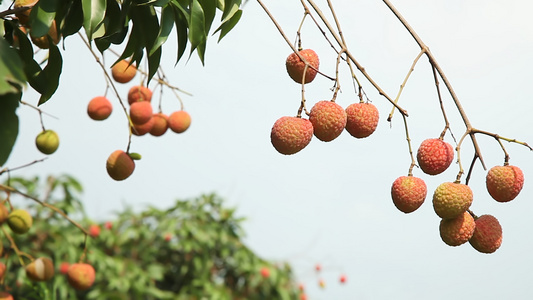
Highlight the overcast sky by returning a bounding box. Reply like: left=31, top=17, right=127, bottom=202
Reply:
left=4, top=0, right=533, bottom=299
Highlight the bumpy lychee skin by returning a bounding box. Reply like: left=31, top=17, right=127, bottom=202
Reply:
left=391, top=176, right=427, bottom=213
left=417, top=138, right=454, bottom=175
left=286, top=49, right=320, bottom=84
left=87, top=96, right=112, bottom=120
left=7, top=209, right=33, bottom=234
left=309, top=101, right=347, bottom=142
left=439, top=211, right=476, bottom=246
left=129, top=101, right=153, bottom=125
left=35, top=130, right=59, bottom=155
left=168, top=111, right=191, bottom=133
left=127, top=85, right=152, bottom=104
left=432, top=182, right=473, bottom=219
left=106, top=150, right=135, bottom=181
left=271, top=117, right=313, bottom=155
left=486, top=165, right=524, bottom=202
left=111, top=60, right=137, bottom=84
left=469, top=215, right=502, bottom=254
left=150, top=113, right=169, bottom=136
left=345, top=103, right=379, bottom=138
left=67, top=263, right=96, bottom=291
left=26, top=257, right=55, bottom=281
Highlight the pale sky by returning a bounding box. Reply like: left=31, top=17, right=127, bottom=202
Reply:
left=4, top=0, right=533, bottom=299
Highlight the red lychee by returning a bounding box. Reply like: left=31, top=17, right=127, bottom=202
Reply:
left=309, top=101, right=347, bottom=142
left=149, top=113, right=169, bottom=137
left=270, top=116, right=313, bottom=155
left=286, top=49, right=320, bottom=84
left=87, top=96, right=112, bottom=121
left=88, top=224, right=100, bottom=238
left=439, top=211, right=476, bottom=246
left=469, top=214, right=502, bottom=254
left=345, top=102, right=379, bottom=138
left=59, top=262, right=70, bottom=275
left=486, top=165, right=524, bottom=202
left=339, top=274, right=347, bottom=284
left=131, top=117, right=155, bottom=136
left=391, top=176, right=427, bottom=213
left=104, top=221, right=112, bottom=230
left=106, top=150, right=135, bottom=181
left=432, top=182, right=473, bottom=219
left=260, top=267, right=270, bottom=278
left=417, top=138, right=454, bottom=175
left=127, top=85, right=152, bottom=104
left=168, top=111, right=191, bottom=133
left=129, top=101, right=153, bottom=125
left=67, top=263, right=95, bottom=290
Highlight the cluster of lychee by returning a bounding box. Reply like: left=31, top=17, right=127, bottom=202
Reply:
left=390, top=138, right=524, bottom=253
left=11, top=0, right=61, bottom=50
left=271, top=49, right=380, bottom=155
left=0, top=202, right=95, bottom=296
left=86, top=59, right=192, bottom=181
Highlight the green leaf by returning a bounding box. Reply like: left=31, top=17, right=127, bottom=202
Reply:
left=37, top=41, right=63, bottom=105
left=149, top=4, right=174, bottom=56
left=214, top=8, right=241, bottom=42
left=188, top=0, right=206, bottom=58
left=0, top=92, right=20, bottom=167
left=29, top=0, right=57, bottom=38
left=147, top=46, right=161, bottom=83
left=59, top=0, right=84, bottom=38
left=172, top=4, right=188, bottom=64
left=82, top=0, right=107, bottom=40
left=199, top=0, right=216, bottom=34
left=221, top=0, right=240, bottom=23
left=0, top=35, right=26, bottom=94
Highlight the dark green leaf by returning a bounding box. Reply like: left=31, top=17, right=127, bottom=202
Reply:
left=172, top=4, right=188, bottom=64
left=148, top=44, right=162, bottom=82
left=37, top=41, right=63, bottom=105
left=149, top=4, right=174, bottom=56
left=0, top=92, right=20, bottom=167
left=214, top=8, right=241, bottom=42
left=0, top=32, right=26, bottom=94
left=60, top=0, right=84, bottom=38
left=199, top=0, right=216, bottom=34
left=188, top=0, right=206, bottom=54
left=82, top=0, right=107, bottom=40
left=29, top=0, right=57, bottom=37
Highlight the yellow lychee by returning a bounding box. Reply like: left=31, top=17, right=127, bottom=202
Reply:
left=439, top=211, right=476, bottom=246
left=7, top=209, right=33, bottom=234
left=432, top=182, right=473, bottom=219
left=35, top=129, right=59, bottom=155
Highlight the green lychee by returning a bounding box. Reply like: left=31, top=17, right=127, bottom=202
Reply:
left=486, top=165, right=524, bottom=202
left=439, top=211, right=475, bottom=246
left=432, top=182, right=473, bottom=219
left=35, top=130, right=59, bottom=155
left=270, top=116, right=313, bottom=155
left=391, top=176, right=427, bottom=213
left=7, top=209, right=33, bottom=234
left=286, top=49, right=320, bottom=84
left=345, top=103, right=379, bottom=138
left=309, top=101, right=347, bottom=142
left=417, top=138, right=454, bottom=175
left=469, top=214, right=502, bottom=254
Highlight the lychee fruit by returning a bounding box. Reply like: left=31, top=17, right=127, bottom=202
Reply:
left=14, top=0, right=38, bottom=25
left=318, top=279, right=326, bottom=289
left=59, top=262, right=70, bottom=275
left=168, top=110, right=191, bottom=133
left=104, top=221, right=112, bottom=230
left=391, top=176, right=427, bottom=213
left=309, top=101, right=347, bottom=142
left=129, top=101, right=153, bottom=125
left=127, top=85, right=152, bottom=104
left=432, top=182, right=473, bottom=219
left=417, top=138, right=454, bottom=175
left=260, top=267, right=270, bottom=278
left=486, top=165, right=524, bottom=202
left=106, top=150, right=135, bottom=181
left=131, top=117, right=154, bottom=136
left=439, top=211, right=476, bottom=246
left=345, top=102, right=379, bottom=138
left=0, top=203, right=8, bottom=224
left=88, top=224, right=100, bottom=238
left=87, top=96, right=112, bottom=120
left=339, top=274, right=347, bottom=284
left=286, top=49, right=320, bottom=84
left=67, top=263, right=96, bottom=290
left=35, top=129, right=59, bottom=155
left=26, top=257, right=54, bottom=281
left=149, top=113, right=169, bottom=136
left=270, top=116, right=313, bottom=155
left=111, top=60, right=137, bottom=84
left=469, top=214, right=503, bottom=254
left=7, top=209, right=33, bottom=234
left=315, top=264, right=321, bottom=272
left=0, top=262, right=5, bottom=278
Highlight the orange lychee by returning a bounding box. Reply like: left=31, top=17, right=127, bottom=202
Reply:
left=67, top=263, right=96, bottom=290
left=168, top=110, right=191, bottom=133
left=127, top=85, right=152, bottom=104
left=439, top=211, right=475, bottom=246
left=417, top=138, right=454, bottom=175
left=309, top=101, right=347, bottom=142
left=486, top=165, right=524, bottom=202
left=469, top=214, right=502, bottom=254
left=149, top=113, right=168, bottom=136
left=391, top=176, right=427, bottom=213
left=131, top=117, right=155, bottom=136
left=106, top=150, right=135, bottom=181
left=88, top=224, right=100, bottom=238
left=286, top=49, right=319, bottom=84
left=87, top=96, right=112, bottom=120
left=432, top=182, right=473, bottom=219
left=129, top=101, right=153, bottom=125
left=345, top=102, right=379, bottom=138
left=260, top=267, right=270, bottom=278
left=270, top=116, right=313, bottom=155
left=111, top=60, right=137, bottom=84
